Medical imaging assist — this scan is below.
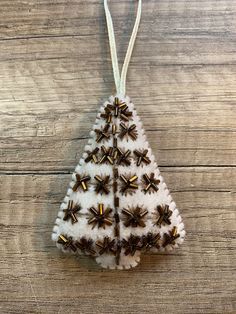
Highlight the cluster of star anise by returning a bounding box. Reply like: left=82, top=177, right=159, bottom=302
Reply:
left=57, top=226, right=180, bottom=258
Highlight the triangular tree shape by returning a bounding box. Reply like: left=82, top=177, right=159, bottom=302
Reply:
left=52, top=96, right=185, bottom=269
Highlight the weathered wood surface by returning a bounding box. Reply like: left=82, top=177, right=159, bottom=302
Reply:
left=0, top=1, right=235, bottom=313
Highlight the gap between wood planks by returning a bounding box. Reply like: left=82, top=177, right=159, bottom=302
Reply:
left=1, top=165, right=235, bottom=176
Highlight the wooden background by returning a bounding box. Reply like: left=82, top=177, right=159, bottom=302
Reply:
left=0, top=0, right=235, bottom=313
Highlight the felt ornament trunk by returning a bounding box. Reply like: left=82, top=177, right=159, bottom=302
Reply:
left=52, top=0, right=185, bottom=270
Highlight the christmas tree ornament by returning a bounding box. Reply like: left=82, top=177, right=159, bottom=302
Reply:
left=52, top=0, right=185, bottom=269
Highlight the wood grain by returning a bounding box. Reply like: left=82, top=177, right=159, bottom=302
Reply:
left=0, top=0, right=235, bottom=313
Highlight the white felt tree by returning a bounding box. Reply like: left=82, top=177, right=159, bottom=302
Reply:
left=52, top=96, right=185, bottom=269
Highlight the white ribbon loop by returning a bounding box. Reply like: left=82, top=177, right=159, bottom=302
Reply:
left=104, top=0, right=142, bottom=97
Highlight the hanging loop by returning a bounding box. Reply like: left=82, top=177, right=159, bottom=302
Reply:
left=104, top=0, right=142, bottom=97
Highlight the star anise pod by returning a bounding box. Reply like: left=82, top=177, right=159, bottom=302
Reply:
left=95, top=123, right=110, bottom=143
left=119, top=122, right=137, bottom=141
left=122, top=235, right=142, bottom=256
left=154, top=204, right=173, bottom=226
left=119, top=106, right=133, bottom=121
left=96, top=237, right=116, bottom=255
left=88, top=204, right=113, bottom=229
left=63, top=200, right=81, bottom=224
left=72, top=174, right=91, bottom=192
left=141, top=232, right=160, bottom=250
left=84, top=147, right=99, bottom=163
left=134, top=149, right=151, bottom=166
left=120, top=174, right=138, bottom=195
left=114, top=97, right=132, bottom=121
left=116, top=147, right=131, bottom=166
left=100, top=106, right=113, bottom=123
left=99, top=145, right=115, bottom=164
left=142, top=173, right=160, bottom=193
left=163, top=226, right=180, bottom=247
left=94, top=175, right=110, bottom=195
left=113, top=97, right=125, bottom=113
left=122, top=206, right=148, bottom=228
left=107, top=97, right=124, bottom=117
left=75, top=237, right=96, bottom=255
left=57, top=235, right=77, bottom=252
